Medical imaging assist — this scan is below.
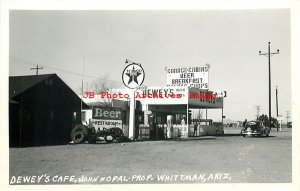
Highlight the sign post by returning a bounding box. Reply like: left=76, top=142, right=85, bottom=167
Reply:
left=122, top=59, right=145, bottom=140
left=129, top=90, right=136, bottom=139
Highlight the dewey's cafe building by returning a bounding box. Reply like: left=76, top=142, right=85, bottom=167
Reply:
left=109, top=86, right=224, bottom=139
left=83, top=65, right=225, bottom=140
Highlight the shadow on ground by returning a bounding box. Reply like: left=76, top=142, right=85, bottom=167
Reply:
left=242, top=135, right=276, bottom=138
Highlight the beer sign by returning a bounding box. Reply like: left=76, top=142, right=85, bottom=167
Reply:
left=92, top=107, right=122, bottom=120
left=92, top=107, right=122, bottom=129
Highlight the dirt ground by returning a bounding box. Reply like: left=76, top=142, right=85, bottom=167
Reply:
left=9, top=127, right=292, bottom=184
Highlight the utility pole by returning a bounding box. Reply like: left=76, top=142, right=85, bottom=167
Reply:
left=286, top=111, right=290, bottom=125
left=205, top=63, right=210, bottom=125
left=255, top=105, right=261, bottom=119
left=259, top=42, right=279, bottom=129
left=275, top=86, right=279, bottom=131
left=276, top=86, right=279, bottom=117
left=30, top=65, right=43, bottom=75
left=81, top=56, right=85, bottom=116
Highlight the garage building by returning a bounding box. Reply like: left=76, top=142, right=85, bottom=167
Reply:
left=9, top=74, right=88, bottom=147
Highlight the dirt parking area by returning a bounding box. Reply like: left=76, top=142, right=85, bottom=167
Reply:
left=9, top=127, right=292, bottom=184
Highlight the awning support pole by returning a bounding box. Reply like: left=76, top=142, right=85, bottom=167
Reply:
left=206, top=107, right=208, bottom=125
left=187, top=104, right=189, bottom=137
left=222, top=106, right=223, bottom=124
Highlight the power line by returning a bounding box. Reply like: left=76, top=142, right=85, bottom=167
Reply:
left=10, top=56, right=124, bottom=86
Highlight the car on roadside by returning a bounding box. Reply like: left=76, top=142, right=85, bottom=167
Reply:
left=241, top=120, right=270, bottom=137
left=197, top=120, right=225, bottom=136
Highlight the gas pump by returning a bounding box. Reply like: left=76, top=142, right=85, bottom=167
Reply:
left=167, top=115, right=174, bottom=138
left=148, top=114, right=157, bottom=140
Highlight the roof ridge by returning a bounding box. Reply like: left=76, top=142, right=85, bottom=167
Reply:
left=9, top=74, right=57, bottom=100
left=9, top=73, right=56, bottom=78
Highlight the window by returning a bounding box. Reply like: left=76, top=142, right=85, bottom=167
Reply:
left=81, top=111, right=86, bottom=122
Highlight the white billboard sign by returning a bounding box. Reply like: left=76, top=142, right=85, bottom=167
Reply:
left=166, top=66, right=209, bottom=89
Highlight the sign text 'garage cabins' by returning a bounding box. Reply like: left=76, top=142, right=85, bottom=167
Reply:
left=91, top=107, right=122, bottom=130
left=166, top=66, right=209, bottom=89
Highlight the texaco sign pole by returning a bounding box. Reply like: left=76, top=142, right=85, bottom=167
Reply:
left=129, top=90, right=136, bottom=139
left=122, top=59, right=145, bottom=140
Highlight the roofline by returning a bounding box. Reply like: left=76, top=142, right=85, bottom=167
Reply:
left=9, top=73, right=56, bottom=78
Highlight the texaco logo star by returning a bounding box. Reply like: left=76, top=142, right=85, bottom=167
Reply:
left=122, top=62, right=145, bottom=89
left=126, top=66, right=141, bottom=84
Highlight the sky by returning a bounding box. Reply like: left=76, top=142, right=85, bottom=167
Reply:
left=9, top=10, right=291, bottom=122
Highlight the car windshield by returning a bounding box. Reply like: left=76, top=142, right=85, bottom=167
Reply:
left=246, top=121, right=261, bottom=129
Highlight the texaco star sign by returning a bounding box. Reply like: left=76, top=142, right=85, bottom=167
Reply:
left=122, top=61, right=145, bottom=89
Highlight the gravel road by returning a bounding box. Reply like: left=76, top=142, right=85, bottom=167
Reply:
left=9, top=127, right=292, bottom=184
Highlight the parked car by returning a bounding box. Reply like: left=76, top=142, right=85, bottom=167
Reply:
left=70, top=125, right=129, bottom=144
left=241, top=120, right=270, bottom=137
left=197, top=120, right=224, bottom=136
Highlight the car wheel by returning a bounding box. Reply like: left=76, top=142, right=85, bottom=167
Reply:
left=70, top=125, right=87, bottom=144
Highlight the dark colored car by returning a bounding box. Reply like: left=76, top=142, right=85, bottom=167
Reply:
left=241, top=120, right=270, bottom=137
left=70, top=124, right=128, bottom=144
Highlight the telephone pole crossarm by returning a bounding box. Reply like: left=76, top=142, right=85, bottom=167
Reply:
left=30, top=65, right=43, bottom=75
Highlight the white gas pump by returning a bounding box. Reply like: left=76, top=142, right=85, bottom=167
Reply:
left=167, top=115, right=174, bottom=138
